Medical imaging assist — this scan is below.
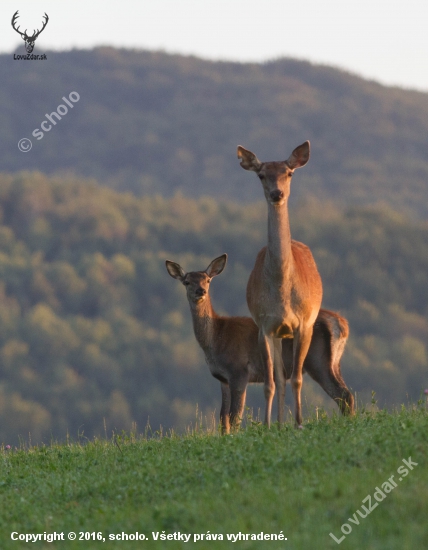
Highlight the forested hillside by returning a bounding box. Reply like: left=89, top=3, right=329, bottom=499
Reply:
left=2, top=48, right=428, bottom=216
left=0, top=172, right=426, bottom=445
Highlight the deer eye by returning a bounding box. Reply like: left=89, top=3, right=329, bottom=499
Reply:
left=183, top=281, right=190, bottom=286
left=258, top=174, right=265, bottom=181
left=207, top=278, right=211, bottom=283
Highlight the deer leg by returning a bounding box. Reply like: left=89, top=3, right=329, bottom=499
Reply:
left=335, top=371, right=355, bottom=416
left=291, top=326, right=313, bottom=428
left=281, top=337, right=294, bottom=380
left=306, top=365, right=354, bottom=415
left=273, top=338, right=286, bottom=423
left=303, top=346, right=354, bottom=416
left=220, top=383, right=231, bottom=435
left=259, top=331, right=275, bottom=428
left=330, top=361, right=354, bottom=415
left=229, top=377, right=248, bottom=432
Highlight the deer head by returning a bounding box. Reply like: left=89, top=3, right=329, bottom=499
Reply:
left=165, top=254, right=227, bottom=305
left=237, top=141, right=310, bottom=206
left=11, top=11, right=49, bottom=54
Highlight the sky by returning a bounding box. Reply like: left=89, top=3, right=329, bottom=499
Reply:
left=2, top=0, right=428, bottom=92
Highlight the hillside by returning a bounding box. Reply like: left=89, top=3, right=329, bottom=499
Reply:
left=1, top=409, right=427, bottom=550
left=2, top=48, right=428, bottom=216
left=0, top=173, right=427, bottom=445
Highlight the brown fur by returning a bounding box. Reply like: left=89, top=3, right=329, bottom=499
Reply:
left=282, top=309, right=354, bottom=416
left=238, top=142, right=323, bottom=427
left=166, top=255, right=353, bottom=434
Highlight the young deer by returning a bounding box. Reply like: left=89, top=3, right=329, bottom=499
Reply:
left=238, top=141, right=323, bottom=428
left=166, top=254, right=353, bottom=434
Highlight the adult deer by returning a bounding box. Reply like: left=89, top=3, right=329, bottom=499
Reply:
left=166, top=254, right=353, bottom=434
left=237, top=141, right=323, bottom=428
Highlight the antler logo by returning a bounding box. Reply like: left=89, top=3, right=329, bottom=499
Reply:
left=11, top=11, right=49, bottom=54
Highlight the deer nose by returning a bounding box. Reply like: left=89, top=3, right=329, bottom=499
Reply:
left=270, top=189, right=284, bottom=203
left=196, top=288, right=206, bottom=296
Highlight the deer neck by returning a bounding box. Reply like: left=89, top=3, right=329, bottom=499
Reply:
left=265, top=200, right=293, bottom=278
left=189, top=297, right=219, bottom=353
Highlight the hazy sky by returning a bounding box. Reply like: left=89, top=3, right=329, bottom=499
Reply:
left=2, top=0, right=428, bottom=91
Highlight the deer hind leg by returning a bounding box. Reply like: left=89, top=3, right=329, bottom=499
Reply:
left=303, top=331, right=355, bottom=416
left=291, top=326, right=314, bottom=428
left=305, top=363, right=354, bottom=415
left=333, top=368, right=354, bottom=415
left=229, top=376, right=248, bottom=432
left=220, top=383, right=231, bottom=434
left=259, top=331, right=275, bottom=428
left=329, top=372, right=354, bottom=416
left=273, top=337, right=286, bottom=424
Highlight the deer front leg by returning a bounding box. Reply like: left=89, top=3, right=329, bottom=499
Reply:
left=229, top=376, right=248, bottom=432
left=291, top=326, right=313, bottom=428
left=273, top=337, right=286, bottom=424
left=259, top=331, right=275, bottom=428
left=220, top=383, right=231, bottom=435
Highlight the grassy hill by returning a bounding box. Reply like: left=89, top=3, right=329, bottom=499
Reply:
left=1, top=407, right=427, bottom=549
left=2, top=48, right=428, bottom=216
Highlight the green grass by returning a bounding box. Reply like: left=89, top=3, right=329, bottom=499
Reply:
left=1, top=405, right=427, bottom=550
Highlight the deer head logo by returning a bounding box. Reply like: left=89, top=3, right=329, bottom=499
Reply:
left=11, top=11, right=49, bottom=54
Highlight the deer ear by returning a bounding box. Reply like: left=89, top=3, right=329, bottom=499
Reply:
left=286, top=141, right=310, bottom=169
left=205, top=254, right=227, bottom=278
left=237, top=146, right=262, bottom=172
left=165, top=260, right=185, bottom=281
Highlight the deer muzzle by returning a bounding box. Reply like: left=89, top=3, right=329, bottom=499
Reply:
left=269, top=189, right=284, bottom=203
